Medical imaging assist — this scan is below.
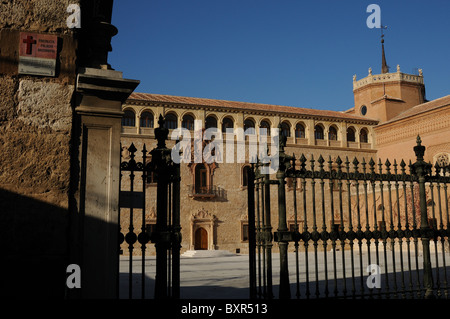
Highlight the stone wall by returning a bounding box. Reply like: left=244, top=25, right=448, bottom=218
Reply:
left=375, top=106, right=450, bottom=164
left=0, top=0, right=79, bottom=298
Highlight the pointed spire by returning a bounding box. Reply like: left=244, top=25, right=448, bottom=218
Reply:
left=381, top=26, right=389, bottom=73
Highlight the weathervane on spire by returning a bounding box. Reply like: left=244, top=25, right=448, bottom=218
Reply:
left=366, top=4, right=390, bottom=74
left=380, top=22, right=389, bottom=74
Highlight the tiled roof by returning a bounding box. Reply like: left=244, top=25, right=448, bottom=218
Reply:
left=381, top=95, right=450, bottom=125
left=128, top=92, right=378, bottom=123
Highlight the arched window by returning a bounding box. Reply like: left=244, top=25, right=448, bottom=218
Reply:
left=281, top=122, right=291, bottom=137
left=205, top=116, right=218, bottom=130
left=259, top=120, right=270, bottom=136
left=244, top=118, right=255, bottom=135
left=165, top=113, right=178, bottom=130
left=140, top=111, right=154, bottom=128
left=295, top=123, right=305, bottom=138
left=314, top=125, right=324, bottom=140
left=328, top=126, right=338, bottom=141
left=222, top=117, right=234, bottom=133
left=182, top=114, right=195, bottom=131
left=347, top=127, right=356, bottom=142
left=360, top=128, right=368, bottom=143
left=122, top=110, right=135, bottom=127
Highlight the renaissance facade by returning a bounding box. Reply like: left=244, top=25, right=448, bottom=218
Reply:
left=119, top=63, right=450, bottom=256
left=119, top=92, right=379, bottom=255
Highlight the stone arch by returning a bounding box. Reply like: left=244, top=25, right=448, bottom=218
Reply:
left=181, top=112, right=196, bottom=131
left=122, top=108, right=136, bottom=127
left=359, top=127, right=369, bottom=143
left=205, top=114, right=219, bottom=130
left=328, top=124, right=339, bottom=141
left=280, top=120, right=291, bottom=137
left=259, top=118, right=271, bottom=136
left=139, top=109, right=154, bottom=128
left=347, top=126, right=356, bottom=142
left=314, top=123, right=325, bottom=140
left=221, top=115, right=235, bottom=133
left=295, top=121, right=307, bottom=139
left=244, top=117, right=256, bottom=135
left=163, top=111, right=178, bottom=129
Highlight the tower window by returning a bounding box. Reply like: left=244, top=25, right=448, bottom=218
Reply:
left=360, top=105, right=367, bottom=116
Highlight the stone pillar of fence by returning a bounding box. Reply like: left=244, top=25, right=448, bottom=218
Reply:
left=70, top=68, right=138, bottom=298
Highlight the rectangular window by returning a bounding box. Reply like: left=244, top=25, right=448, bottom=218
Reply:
left=242, top=223, right=249, bottom=242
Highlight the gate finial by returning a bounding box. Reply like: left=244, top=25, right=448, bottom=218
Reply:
left=155, top=114, right=169, bottom=148
left=413, top=134, right=425, bottom=162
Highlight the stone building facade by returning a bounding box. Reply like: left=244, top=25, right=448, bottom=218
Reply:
left=119, top=63, right=450, bottom=256
left=119, top=93, right=378, bottom=255
left=1, top=0, right=448, bottom=299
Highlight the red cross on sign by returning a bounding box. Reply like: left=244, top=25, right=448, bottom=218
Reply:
left=19, top=32, right=58, bottom=76
left=23, top=35, right=37, bottom=55
left=19, top=32, right=57, bottom=59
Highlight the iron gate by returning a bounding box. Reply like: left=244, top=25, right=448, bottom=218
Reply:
left=118, top=115, right=181, bottom=299
left=248, top=135, right=450, bottom=299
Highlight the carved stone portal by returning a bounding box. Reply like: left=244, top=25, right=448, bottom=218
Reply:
left=190, top=208, right=217, bottom=250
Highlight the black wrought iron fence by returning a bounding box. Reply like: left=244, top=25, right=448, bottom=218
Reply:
left=119, top=115, right=181, bottom=299
left=248, top=135, right=450, bottom=299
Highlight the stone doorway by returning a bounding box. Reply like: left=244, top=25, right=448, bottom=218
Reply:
left=189, top=209, right=217, bottom=251
left=194, top=227, right=208, bottom=250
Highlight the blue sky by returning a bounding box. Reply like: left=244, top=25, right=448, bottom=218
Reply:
left=109, top=0, right=450, bottom=112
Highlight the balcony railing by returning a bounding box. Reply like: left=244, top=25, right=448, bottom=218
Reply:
left=187, top=185, right=227, bottom=200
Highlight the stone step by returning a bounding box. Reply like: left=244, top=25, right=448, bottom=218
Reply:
left=181, top=250, right=236, bottom=258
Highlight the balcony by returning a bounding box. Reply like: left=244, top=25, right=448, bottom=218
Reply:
left=187, top=185, right=227, bottom=201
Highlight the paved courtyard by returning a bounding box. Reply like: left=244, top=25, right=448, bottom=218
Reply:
left=119, top=249, right=450, bottom=299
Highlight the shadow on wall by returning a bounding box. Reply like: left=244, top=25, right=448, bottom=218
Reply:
left=0, top=188, right=69, bottom=298
left=0, top=187, right=120, bottom=299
